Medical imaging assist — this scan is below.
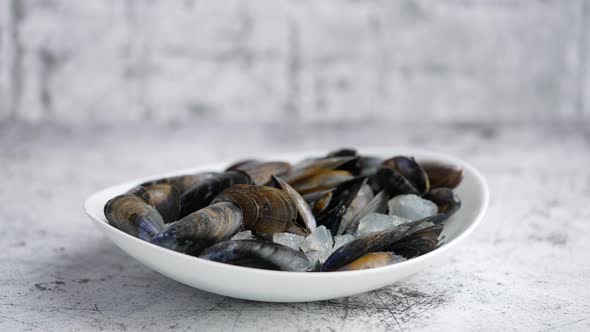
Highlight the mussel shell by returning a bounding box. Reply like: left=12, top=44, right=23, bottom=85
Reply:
left=312, top=191, right=333, bottom=215
left=237, top=161, right=291, bottom=186
left=340, top=189, right=389, bottom=235
left=424, top=188, right=461, bottom=218
left=338, top=252, right=399, bottom=271
left=127, top=185, right=151, bottom=202
left=337, top=184, right=374, bottom=235
left=144, top=184, right=181, bottom=223
left=420, top=161, right=463, bottom=189
left=104, top=194, right=165, bottom=240
left=213, top=184, right=300, bottom=235
left=316, top=177, right=366, bottom=235
left=320, top=214, right=446, bottom=271
left=283, top=156, right=357, bottom=184
left=141, top=172, right=218, bottom=195
left=376, top=166, right=420, bottom=196
left=290, top=170, right=354, bottom=195
left=150, top=202, right=242, bottom=255
left=225, top=159, right=260, bottom=172
left=179, top=170, right=251, bottom=218
left=385, top=224, right=443, bottom=258
left=271, top=175, right=316, bottom=234
left=302, top=189, right=333, bottom=204
left=381, top=156, right=429, bottom=195
left=199, top=240, right=310, bottom=272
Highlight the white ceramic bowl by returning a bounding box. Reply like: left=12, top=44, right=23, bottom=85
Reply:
left=84, top=148, right=489, bottom=302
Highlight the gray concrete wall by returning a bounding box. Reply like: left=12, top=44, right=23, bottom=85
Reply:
left=1, top=0, right=589, bottom=125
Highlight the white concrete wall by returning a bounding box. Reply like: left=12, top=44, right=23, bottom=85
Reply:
left=1, top=0, right=589, bottom=124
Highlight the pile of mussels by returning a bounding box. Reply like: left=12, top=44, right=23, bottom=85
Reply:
left=104, top=149, right=462, bottom=272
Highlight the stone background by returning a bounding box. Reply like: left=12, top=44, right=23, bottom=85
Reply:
left=1, top=0, right=589, bottom=125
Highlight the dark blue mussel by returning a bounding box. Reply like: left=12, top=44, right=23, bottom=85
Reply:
left=104, top=194, right=165, bottom=240
left=150, top=201, right=242, bottom=255
left=320, top=214, right=446, bottom=271
left=200, top=240, right=310, bottom=272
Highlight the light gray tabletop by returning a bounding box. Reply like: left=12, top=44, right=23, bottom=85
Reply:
left=1, top=121, right=589, bottom=331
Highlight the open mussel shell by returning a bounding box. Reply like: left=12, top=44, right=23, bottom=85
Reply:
left=316, top=177, right=367, bottom=235
left=141, top=172, right=218, bottom=195
left=311, top=191, right=333, bottom=215
left=380, top=156, right=429, bottom=195
left=320, top=214, right=446, bottom=271
left=104, top=194, right=165, bottom=240
left=179, top=170, right=251, bottom=218
left=384, top=224, right=443, bottom=259
left=339, top=189, right=389, bottom=235
left=420, top=161, right=463, bottom=189
left=213, top=184, right=303, bottom=235
left=425, top=188, right=461, bottom=218
left=150, top=202, right=242, bottom=255
left=338, top=252, right=400, bottom=271
left=337, top=184, right=374, bottom=235
left=271, top=175, right=316, bottom=234
left=199, top=240, right=310, bottom=272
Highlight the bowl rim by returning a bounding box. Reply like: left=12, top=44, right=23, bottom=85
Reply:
left=84, top=147, right=489, bottom=277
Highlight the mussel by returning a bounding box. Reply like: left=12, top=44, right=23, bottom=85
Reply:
left=315, top=177, right=367, bottom=235
left=282, top=156, right=357, bottom=184
left=271, top=175, right=317, bottom=234
left=338, top=252, right=404, bottom=271
left=385, top=224, right=443, bottom=258
left=179, top=170, right=251, bottom=218
left=213, top=184, right=304, bottom=235
left=424, top=188, right=461, bottom=218
left=128, top=184, right=181, bottom=223
left=104, top=194, right=165, bottom=240
left=200, top=240, right=310, bottom=272
left=150, top=202, right=242, bottom=255
left=290, top=170, right=354, bottom=195
left=339, top=190, right=389, bottom=235
left=311, top=191, right=333, bottom=215
left=147, top=184, right=181, bottom=223
left=337, top=183, right=374, bottom=235
left=378, top=156, right=429, bottom=196
left=320, top=214, right=446, bottom=271
left=420, top=161, right=463, bottom=189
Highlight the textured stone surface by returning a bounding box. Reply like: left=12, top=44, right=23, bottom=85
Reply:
left=1, top=121, right=589, bottom=331
left=0, top=1, right=589, bottom=124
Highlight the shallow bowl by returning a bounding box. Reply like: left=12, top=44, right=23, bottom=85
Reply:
left=84, top=148, right=489, bottom=302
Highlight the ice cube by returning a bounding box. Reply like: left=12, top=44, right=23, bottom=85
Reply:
left=305, top=249, right=333, bottom=266
left=333, top=234, right=356, bottom=251
left=388, top=194, right=438, bottom=220
left=272, top=232, right=305, bottom=251
left=230, top=230, right=254, bottom=240
left=300, top=226, right=333, bottom=253
left=356, top=213, right=410, bottom=236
